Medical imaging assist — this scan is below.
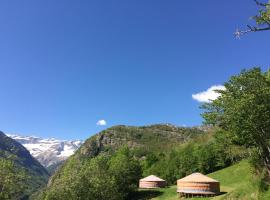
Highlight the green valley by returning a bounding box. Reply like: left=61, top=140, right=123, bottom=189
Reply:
left=1, top=0, right=270, bottom=199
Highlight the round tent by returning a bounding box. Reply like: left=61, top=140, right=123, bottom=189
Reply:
left=177, top=173, right=220, bottom=197
left=139, top=175, right=166, bottom=189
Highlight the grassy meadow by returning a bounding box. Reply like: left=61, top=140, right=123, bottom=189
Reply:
left=134, top=160, right=270, bottom=200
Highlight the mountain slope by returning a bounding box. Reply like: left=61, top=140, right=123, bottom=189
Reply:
left=0, top=131, right=49, bottom=198
left=44, top=124, right=205, bottom=197
left=77, top=124, right=204, bottom=159
left=8, top=134, right=82, bottom=169
left=208, top=160, right=270, bottom=200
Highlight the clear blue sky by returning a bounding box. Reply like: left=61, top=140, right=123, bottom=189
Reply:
left=0, top=0, right=269, bottom=140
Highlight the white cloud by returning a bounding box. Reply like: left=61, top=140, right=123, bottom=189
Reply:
left=96, top=119, right=107, bottom=126
left=192, top=85, right=225, bottom=103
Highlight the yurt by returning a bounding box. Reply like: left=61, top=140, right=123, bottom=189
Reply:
left=177, top=173, right=220, bottom=197
left=139, top=175, right=166, bottom=189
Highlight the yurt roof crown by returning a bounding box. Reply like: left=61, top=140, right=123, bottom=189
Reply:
left=140, top=175, right=165, bottom=182
left=177, top=173, right=219, bottom=183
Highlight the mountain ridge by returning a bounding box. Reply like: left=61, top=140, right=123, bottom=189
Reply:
left=76, top=124, right=205, bottom=159
left=7, top=134, right=83, bottom=169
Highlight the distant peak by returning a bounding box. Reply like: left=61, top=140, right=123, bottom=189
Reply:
left=8, top=134, right=83, bottom=168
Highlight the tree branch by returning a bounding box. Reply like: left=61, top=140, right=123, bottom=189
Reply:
left=235, top=1, right=270, bottom=38
left=254, top=0, right=270, bottom=7
left=234, top=25, right=270, bottom=38
left=253, top=26, right=270, bottom=31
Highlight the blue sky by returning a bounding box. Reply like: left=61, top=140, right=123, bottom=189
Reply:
left=0, top=0, right=269, bottom=140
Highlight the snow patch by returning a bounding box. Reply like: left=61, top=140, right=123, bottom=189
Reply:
left=8, top=134, right=83, bottom=168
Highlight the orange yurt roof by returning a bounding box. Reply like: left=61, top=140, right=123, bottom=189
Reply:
left=140, top=175, right=165, bottom=182
left=177, top=173, right=219, bottom=183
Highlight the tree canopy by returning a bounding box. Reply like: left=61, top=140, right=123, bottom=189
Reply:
left=0, top=159, right=28, bottom=200
left=42, top=146, right=142, bottom=200
left=202, top=68, right=270, bottom=175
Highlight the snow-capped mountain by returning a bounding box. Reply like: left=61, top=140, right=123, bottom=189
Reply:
left=7, top=134, right=83, bottom=168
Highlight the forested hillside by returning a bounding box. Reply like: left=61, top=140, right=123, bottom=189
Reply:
left=0, top=131, right=49, bottom=200
left=39, top=125, right=203, bottom=198
left=40, top=124, right=247, bottom=199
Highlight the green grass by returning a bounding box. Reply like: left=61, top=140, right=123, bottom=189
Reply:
left=208, top=160, right=258, bottom=200
left=134, top=160, right=270, bottom=200
left=151, top=186, right=178, bottom=200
